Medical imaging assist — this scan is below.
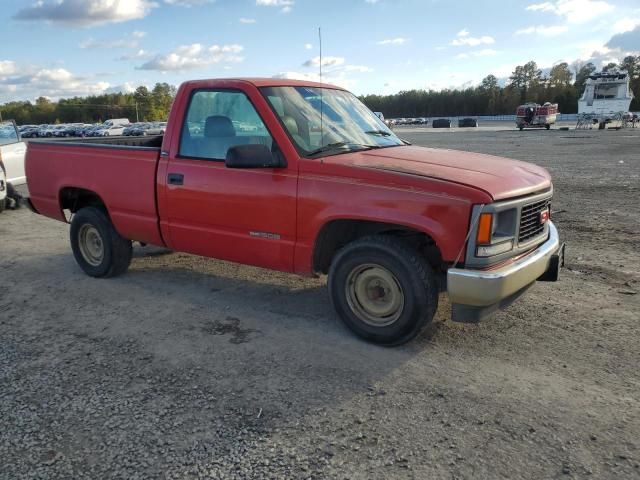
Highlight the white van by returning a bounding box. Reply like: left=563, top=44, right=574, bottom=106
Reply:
left=103, top=118, right=130, bottom=127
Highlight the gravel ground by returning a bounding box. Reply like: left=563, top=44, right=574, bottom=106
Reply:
left=1, top=125, right=639, bottom=479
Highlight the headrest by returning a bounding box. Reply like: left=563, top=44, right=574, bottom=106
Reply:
left=282, top=116, right=298, bottom=135
left=205, top=116, right=236, bottom=137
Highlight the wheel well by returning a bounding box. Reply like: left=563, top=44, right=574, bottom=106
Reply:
left=59, top=187, right=107, bottom=215
left=313, top=219, right=443, bottom=275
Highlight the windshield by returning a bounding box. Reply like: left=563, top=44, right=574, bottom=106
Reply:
left=260, top=86, right=403, bottom=157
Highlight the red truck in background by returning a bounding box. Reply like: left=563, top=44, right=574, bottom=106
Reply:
left=25, top=78, right=564, bottom=345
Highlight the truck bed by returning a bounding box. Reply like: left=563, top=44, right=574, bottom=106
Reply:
left=26, top=136, right=165, bottom=247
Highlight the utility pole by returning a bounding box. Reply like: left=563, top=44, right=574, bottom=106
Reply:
left=135, top=102, right=139, bottom=123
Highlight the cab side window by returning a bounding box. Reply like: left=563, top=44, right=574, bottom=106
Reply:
left=180, top=90, right=273, bottom=160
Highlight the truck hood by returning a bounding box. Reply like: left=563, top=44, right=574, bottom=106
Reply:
left=341, top=145, right=551, bottom=201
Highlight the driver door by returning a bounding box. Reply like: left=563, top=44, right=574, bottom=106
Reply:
left=160, top=89, right=297, bottom=272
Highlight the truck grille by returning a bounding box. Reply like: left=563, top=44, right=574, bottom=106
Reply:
left=519, top=198, right=550, bottom=243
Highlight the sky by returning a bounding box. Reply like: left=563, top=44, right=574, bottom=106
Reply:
left=0, top=0, right=639, bottom=103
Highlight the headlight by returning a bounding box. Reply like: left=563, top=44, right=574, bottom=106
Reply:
left=476, top=240, right=514, bottom=257
left=472, top=207, right=517, bottom=257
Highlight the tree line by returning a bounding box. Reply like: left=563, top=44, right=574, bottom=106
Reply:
left=0, top=83, right=176, bottom=125
left=360, top=56, right=640, bottom=118
left=1, top=56, right=639, bottom=124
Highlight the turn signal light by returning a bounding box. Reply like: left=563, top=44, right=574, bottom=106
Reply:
left=476, top=213, right=493, bottom=245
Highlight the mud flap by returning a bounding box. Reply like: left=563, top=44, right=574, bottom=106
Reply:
left=538, top=243, right=565, bottom=282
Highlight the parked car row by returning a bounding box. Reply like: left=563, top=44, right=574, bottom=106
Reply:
left=17, top=119, right=167, bottom=139
left=389, top=118, right=429, bottom=126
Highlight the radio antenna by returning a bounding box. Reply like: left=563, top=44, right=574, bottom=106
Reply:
left=319, top=26, right=324, bottom=151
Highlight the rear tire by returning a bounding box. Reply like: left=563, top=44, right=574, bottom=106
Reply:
left=70, top=207, right=132, bottom=278
left=328, top=235, right=439, bottom=346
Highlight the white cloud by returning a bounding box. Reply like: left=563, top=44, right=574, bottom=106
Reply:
left=515, top=25, right=569, bottom=36
left=377, top=37, right=408, bottom=45
left=303, top=56, right=345, bottom=68
left=119, top=49, right=153, bottom=61
left=525, top=0, right=613, bottom=24
left=422, top=68, right=480, bottom=91
left=272, top=71, right=355, bottom=89
left=282, top=55, right=372, bottom=88
left=0, top=61, right=17, bottom=76
left=256, top=0, right=294, bottom=13
left=612, top=18, right=640, bottom=34
left=456, top=49, right=498, bottom=59
left=13, top=0, right=157, bottom=26
left=257, top=0, right=293, bottom=5
left=138, top=43, right=244, bottom=71
left=365, top=0, right=381, bottom=3
left=0, top=63, right=113, bottom=102
left=305, top=43, right=313, bottom=50
left=105, top=82, right=136, bottom=94
left=132, top=30, right=147, bottom=38
left=239, top=18, right=256, bottom=23
left=164, top=0, right=214, bottom=6
left=450, top=30, right=495, bottom=46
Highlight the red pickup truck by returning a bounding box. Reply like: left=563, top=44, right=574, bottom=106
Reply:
left=26, top=78, right=564, bottom=345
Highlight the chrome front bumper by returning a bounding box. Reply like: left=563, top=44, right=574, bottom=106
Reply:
left=447, top=221, right=562, bottom=322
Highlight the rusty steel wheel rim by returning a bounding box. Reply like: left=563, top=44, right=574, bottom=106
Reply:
left=345, top=263, right=405, bottom=327
left=78, top=224, right=104, bottom=267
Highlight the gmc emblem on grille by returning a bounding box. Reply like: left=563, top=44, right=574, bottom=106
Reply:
left=540, top=209, right=550, bottom=224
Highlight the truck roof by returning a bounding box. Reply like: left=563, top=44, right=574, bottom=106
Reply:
left=181, top=77, right=346, bottom=91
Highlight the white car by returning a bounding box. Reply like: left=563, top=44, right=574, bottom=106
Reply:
left=99, top=125, right=129, bottom=136
left=0, top=159, right=7, bottom=212
left=145, top=122, right=167, bottom=135
left=0, top=120, right=27, bottom=187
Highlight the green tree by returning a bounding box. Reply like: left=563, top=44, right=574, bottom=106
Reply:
left=149, top=83, right=177, bottom=120
left=509, top=61, right=542, bottom=102
left=549, top=62, right=573, bottom=87
left=574, top=62, right=597, bottom=94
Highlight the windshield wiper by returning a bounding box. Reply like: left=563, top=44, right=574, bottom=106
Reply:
left=364, top=129, right=392, bottom=136
left=307, top=142, right=376, bottom=157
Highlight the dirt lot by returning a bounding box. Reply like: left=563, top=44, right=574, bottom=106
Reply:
left=1, top=125, right=639, bottom=479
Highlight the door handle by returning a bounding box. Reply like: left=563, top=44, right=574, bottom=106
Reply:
left=168, top=173, right=184, bottom=185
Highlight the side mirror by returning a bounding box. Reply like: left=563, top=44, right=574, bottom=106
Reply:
left=225, top=144, right=283, bottom=169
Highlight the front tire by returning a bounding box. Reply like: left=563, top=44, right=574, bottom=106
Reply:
left=328, top=236, right=439, bottom=346
left=70, top=207, right=132, bottom=278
